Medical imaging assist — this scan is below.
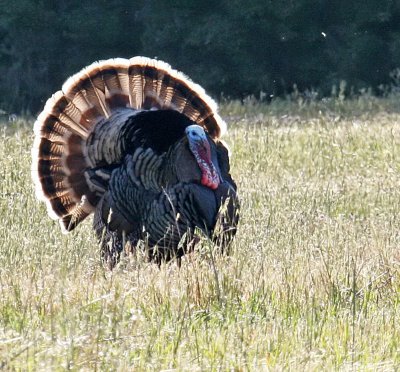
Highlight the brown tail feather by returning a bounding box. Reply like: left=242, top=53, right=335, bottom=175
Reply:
left=33, top=56, right=227, bottom=232
left=60, top=197, right=95, bottom=232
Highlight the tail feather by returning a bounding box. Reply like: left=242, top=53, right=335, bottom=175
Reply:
left=36, top=158, right=64, bottom=175
left=62, top=84, right=104, bottom=128
left=82, top=62, right=111, bottom=117
left=33, top=56, right=227, bottom=232
left=128, top=63, right=146, bottom=108
left=102, top=63, right=130, bottom=110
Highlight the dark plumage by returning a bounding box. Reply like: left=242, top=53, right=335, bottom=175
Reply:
left=32, top=57, right=239, bottom=267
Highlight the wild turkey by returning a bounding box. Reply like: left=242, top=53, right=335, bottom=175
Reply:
left=32, top=57, right=239, bottom=267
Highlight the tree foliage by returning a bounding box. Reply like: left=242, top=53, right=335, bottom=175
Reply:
left=1, top=0, right=400, bottom=113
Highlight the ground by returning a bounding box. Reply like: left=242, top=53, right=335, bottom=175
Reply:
left=1, top=95, right=400, bottom=370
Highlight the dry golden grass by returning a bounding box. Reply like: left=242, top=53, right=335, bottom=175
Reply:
left=1, top=97, right=400, bottom=370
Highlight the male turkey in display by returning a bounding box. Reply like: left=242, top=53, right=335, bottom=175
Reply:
left=32, top=57, right=239, bottom=267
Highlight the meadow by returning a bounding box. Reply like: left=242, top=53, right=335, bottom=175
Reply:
left=1, top=95, right=400, bottom=370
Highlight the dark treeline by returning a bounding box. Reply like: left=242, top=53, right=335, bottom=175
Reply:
left=1, top=0, right=400, bottom=114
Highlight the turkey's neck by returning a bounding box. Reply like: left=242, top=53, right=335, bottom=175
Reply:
left=188, top=138, right=220, bottom=190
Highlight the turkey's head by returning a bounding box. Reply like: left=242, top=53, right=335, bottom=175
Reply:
left=171, top=125, right=221, bottom=190
left=185, top=125, right=220, bottom=190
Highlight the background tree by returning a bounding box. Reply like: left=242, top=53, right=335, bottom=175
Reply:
left=1, top=0, right=400, bottom=113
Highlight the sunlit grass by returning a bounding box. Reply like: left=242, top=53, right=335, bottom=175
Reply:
left=1, top=97, right=400, bottom=370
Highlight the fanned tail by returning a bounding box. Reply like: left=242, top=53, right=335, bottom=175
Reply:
left=32, top=57, right=226, bottom=232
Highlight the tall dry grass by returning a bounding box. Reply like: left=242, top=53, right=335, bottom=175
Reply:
left=1, top=98, right=400, bottom=370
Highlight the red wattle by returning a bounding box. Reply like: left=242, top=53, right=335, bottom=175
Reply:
left=201, top=171, right=219, bottom=190
left=189, top=136, right=220, bottom=190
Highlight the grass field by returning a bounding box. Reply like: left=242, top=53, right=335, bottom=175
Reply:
left=1, top=96, right=400, bottom=370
